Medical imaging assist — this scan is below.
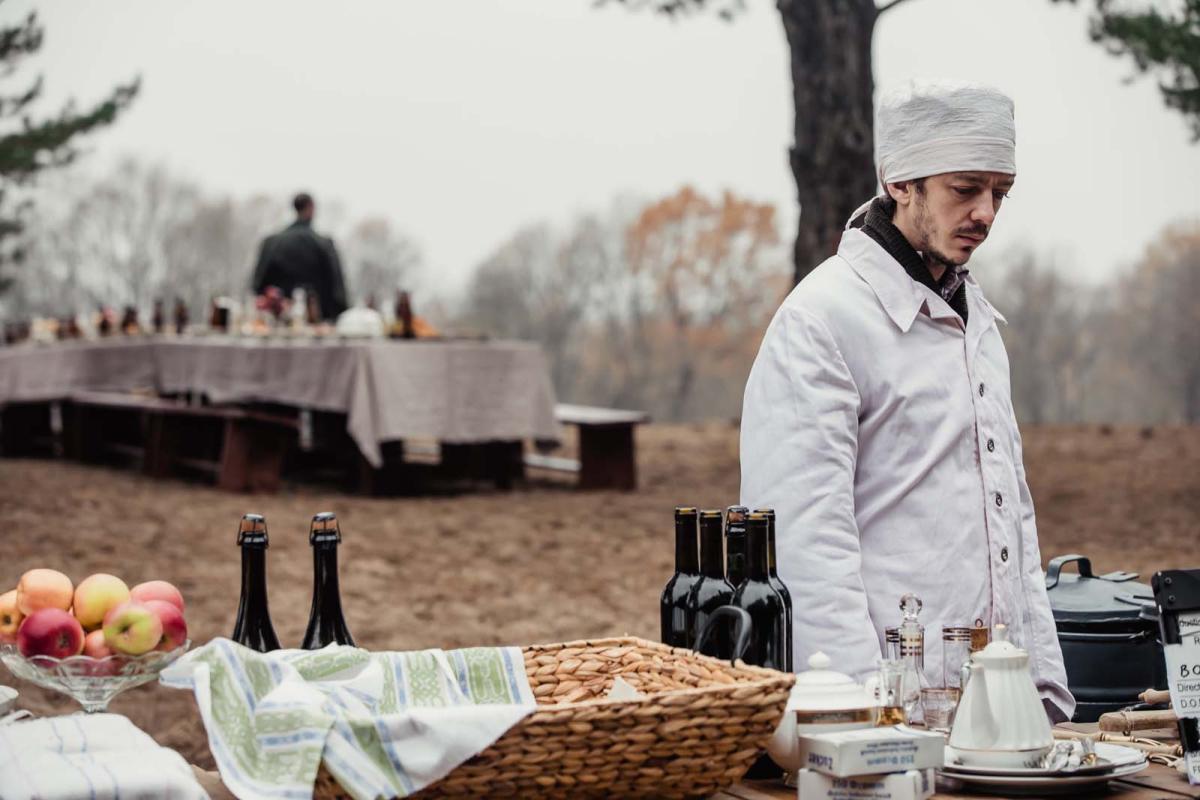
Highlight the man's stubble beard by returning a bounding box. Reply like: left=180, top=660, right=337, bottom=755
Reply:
left=913, top=195, right=967, bottom=271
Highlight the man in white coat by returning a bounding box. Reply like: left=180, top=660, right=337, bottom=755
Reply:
left=740, top=81, right=1074, bottom=721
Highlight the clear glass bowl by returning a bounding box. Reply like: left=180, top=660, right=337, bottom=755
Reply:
left=0, top=640, right=190, bottom=713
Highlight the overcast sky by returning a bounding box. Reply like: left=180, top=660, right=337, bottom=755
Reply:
left=19, top=0, right=1200, bottom=298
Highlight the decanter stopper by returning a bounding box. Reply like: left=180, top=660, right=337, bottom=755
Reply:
left=898, top=592, right=925, bottom=669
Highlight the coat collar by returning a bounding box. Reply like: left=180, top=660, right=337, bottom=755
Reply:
left=839, top=228, right=1006, bottom=333
left=839, top=228, right=926, bottom=333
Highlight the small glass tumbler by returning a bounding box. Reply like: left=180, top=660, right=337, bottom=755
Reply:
left=921, top=687, right=961, bottom=733
left=942, top=626, right=973, bottom=690
left=874, top=659, right=907, bottom=726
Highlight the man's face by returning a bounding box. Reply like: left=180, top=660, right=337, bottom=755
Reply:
left=896, top=171, right=1014, bottom=268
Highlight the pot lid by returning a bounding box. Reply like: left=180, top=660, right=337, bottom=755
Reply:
left=789, top=652, right=875, bottom=712
left=1044, top=554, right=1156, bottom=624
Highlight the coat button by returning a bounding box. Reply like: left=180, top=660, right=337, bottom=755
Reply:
left=978, top=383, right=986, bottom=397
left=995, top=492, right=1003, bottom=507
left=1001, top=546, right=1009, bottom=562
left=986, top=438, right=995, bottom=452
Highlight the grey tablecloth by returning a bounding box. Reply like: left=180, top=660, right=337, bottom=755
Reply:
left=0, top=338, right=559, bottom=466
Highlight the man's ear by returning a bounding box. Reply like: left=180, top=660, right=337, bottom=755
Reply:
left=885, top=181, right=915, bottom=207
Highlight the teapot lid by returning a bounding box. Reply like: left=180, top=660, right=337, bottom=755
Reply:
left=790, top=652, right=875, bottom=711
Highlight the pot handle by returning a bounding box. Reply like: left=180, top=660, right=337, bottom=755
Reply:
left=693, top=605, right=753, bottom=667
left=1046, top=554, right=1094, bottom=589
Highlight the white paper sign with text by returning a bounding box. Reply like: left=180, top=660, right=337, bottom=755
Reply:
left=1163, top=611, right=1200, bottom=784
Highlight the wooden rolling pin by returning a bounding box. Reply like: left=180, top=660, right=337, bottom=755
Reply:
left=1139, top=688, right=1172, bottom=706
left=1099, top=708, right=1180, bottom=734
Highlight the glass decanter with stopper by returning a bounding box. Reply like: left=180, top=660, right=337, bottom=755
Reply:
left=898, top=592, right=926, bottom=723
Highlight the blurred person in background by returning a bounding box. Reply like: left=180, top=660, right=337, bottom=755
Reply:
left=252, top=192, right=348, bottom=321
left=740, top=81, right=1073, bottom=721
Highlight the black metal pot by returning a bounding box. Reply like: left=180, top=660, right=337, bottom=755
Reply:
left=1045, top=554, right=1168, bottom=722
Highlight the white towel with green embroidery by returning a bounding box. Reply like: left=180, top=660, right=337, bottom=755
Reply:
left=160, top=638, right=536, bottom=800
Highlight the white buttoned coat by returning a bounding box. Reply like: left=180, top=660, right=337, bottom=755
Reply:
left=740, top=227, right=1074, bottom=720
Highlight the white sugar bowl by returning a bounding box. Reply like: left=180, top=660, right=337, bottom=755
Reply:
left=766, top=652, right=877, bottom=772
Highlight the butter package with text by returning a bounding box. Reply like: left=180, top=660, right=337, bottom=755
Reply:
left=796, top=768, right=935, bottom=800
left=796, top=726, right=944, bottom=777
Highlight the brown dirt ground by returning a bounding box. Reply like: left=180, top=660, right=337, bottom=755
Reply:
left=1, top=423, right=1197, bottom=769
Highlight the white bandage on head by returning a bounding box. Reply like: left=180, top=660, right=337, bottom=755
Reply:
left=875, top=80, right=1016, bottom=185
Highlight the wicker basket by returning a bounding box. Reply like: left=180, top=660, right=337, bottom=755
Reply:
left=313, top=636, right=794, bottom=799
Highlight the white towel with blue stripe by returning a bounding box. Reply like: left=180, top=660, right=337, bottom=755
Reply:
left=0, top=712, right=209, bottom=799
left=159, top=638, right=536, bottom=800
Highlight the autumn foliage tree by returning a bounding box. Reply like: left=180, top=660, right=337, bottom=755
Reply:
left=618, top=187, right=782, bottom=418
left=461, top=187, right=788, bottom=421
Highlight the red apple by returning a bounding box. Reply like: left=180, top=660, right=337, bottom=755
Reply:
left=0, top=589, right=22, bottom=644
left=102, top=601, right=162, bottom=655
left=16, top=569, right=74, bottom=615
left=73, top=573, right=130, bottom=630
left=143, top=599, right=187, bottom=652
left=17, top=608, right=85, bottom=659
left=82, top=629, right=119, bottom=675
left=83, top=629, right=114, bottom=659
left=130, top=580, right=184, bottom=613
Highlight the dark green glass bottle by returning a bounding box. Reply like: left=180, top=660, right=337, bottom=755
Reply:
left=754, top=507, right=793, bottom=671
left=231, top=513, right=281, bottom=653
left=660, top=507, right=701, bottom=649
left=302, top=512, right=356, bottom=649
left=687, top=509, right=736, bottom=660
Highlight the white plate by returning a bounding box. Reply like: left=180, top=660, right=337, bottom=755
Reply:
left=942, top=742, right=1146, bottom=777
left=940, top=759, right=1147, bottom=795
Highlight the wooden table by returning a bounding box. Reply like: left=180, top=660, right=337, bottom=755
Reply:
left=192, top=761, right=1196, bottom=799
left=716, top=761, right=1198, bottom=799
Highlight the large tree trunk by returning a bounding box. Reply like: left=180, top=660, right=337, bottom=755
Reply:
left=778, top=0, right=879, bottom=286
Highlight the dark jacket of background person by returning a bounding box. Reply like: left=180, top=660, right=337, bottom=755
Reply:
left=252, top=220, right=348, bottom=321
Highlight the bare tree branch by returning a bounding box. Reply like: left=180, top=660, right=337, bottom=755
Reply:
left=875, top=0, right=915, bottom=16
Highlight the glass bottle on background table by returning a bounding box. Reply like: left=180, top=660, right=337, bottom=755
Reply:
left=724, top=506, right=749, bottom=589
left=151, top=299, right=165, bottom=334
left=660, top=507, right=701, bottom=649
left=731, top=513, right=788, bottom=671
left=173, top=297, right=189, bottom=334
left=231, top=513, right=282, bottom=652
left=687, top=509, right=735, bottom=660
left=302, top=512, right=356, bottom=649
left=753, top=507, right=793, bottom=671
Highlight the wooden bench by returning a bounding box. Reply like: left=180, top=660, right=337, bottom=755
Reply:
left=0, top=400, right=62, bottom=457
left=525, top=403, right=649, bottom=491
left=65, top=392, right=299, bottom=493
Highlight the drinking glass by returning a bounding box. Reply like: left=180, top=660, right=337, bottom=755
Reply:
left=921, top=687, right=961, bottom=733
left=942, top=626, right=973, bottom=691
left=874, top=659, right=907, bottom=725
left=884, top=626, right=900, bottom=660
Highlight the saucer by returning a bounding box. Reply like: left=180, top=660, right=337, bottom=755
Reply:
left=943, top=742, right=1145, bottom=776
left=938, top=759, right=1147, bottom=795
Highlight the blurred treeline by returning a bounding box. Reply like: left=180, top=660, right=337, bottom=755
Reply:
left=3, top=158, right=1199, bottom=426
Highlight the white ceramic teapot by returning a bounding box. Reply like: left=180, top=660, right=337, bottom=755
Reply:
left=947, top=625, right=1053, bottom=768
left=766, top=652, right=876, bottom=773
